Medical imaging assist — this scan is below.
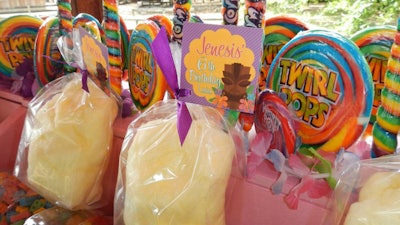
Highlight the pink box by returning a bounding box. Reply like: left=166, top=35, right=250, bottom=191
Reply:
left=0, top=89, right=27, bottom=173
left=0, top=89, right=329, bottom=224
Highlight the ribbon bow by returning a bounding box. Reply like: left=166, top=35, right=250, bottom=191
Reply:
left=151, top=26, right=192, bottom=145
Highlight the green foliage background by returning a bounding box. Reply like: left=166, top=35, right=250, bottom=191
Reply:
left=267, top=0, right=399, bottom=37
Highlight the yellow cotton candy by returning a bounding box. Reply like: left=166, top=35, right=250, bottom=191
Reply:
left=344, top=172, right=400, bottom=225
left=27, top=74, right=118, bottom=210
left=123, top=118, right=235, bottom=225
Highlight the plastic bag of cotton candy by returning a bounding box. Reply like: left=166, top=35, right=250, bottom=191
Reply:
left=323, top=154, right=400, bottom=225
left=14, top=28, right=119, bottom=211
left=113, top=99, right=246, bottom=225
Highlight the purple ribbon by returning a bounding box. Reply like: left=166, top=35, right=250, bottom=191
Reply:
left=43, top=55, right=89, bottom=93
left=151, top=26, right=192, bottom=145
left=70, top=62, right=89, bottom=93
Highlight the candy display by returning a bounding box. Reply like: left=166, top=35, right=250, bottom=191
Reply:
left=172, top=0, right=191, bottom=44
left=114, top=101, right=236, bottom=225
left=371, top=19, right=400, bottom=157
left=243, top=0, right=266, bottom=28
left=261, top=15, right=309, bottom=91
left=266, top=29, right=374, bottom=152
left=222, top=0, right=239, bottom=25
left=0, top=172, right=52, bottom=225
left=0, top=15, right=43, bottom=78
left=103, top=0, right=123, bottom=95
left=351, top=25, right=396, bottom=135
left=34, top=16, right=64, bottom=87
left=14, top=73, right=118, bottom=210
left=128, top=20, right=167, bottom=111
left=2, top=1, right=400, bottom=225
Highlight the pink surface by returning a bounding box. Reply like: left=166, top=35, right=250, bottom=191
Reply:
left=0, top=88, right=329, bottom=224
left=0, top=90, right=27, bottom=173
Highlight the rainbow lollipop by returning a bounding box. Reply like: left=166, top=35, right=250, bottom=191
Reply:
left=266, top=29, right=374, bottom=152
left=34, top=17, right=64, bottom=87
left=372, top=18, right=400, bottom=157
left=351, top=25, right=396, bottom=135
left=127, top=20, right=167, bottom=111
left=0, top=15, right=42, bottom=78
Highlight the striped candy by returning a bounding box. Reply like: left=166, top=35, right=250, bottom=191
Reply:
left=372, top=18, right=400, bottom=157
left=103, top=0, right=123, bottom=95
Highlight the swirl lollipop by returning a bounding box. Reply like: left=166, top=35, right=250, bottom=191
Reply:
left=351, top=25, right=396, bottom=135
left=266, top=29, right=374, bottom=152
left=0, top=15, right=42, bottom=78
left=372, top=18, right=400, bottom=157
left=34, top=17, right=64, bottom=87
left=128, top=20, right=167, bottom=111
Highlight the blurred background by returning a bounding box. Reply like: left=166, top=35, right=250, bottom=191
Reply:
left=0, top=0, right=399, bottom=37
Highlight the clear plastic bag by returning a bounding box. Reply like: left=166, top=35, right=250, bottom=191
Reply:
left=14, top=72, right=118, bottom=210
left=23, top=206, right=112, bottom=225
left=114, top=99, right=243, bottom=225
left=324, top=154, right=400, bottom=225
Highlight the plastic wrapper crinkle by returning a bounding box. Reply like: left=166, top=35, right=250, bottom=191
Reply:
left=14, top=72, right=118, bottom=210
left=324, top=154, right=400, bottom=225
left=114, top=100, right=243, bottom=225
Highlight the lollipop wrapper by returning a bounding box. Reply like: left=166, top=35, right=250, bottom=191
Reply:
left=14, top=72, right=118, bottom=210
left=323, top=155, right=400, bottom=225
left=114, top=100, right=244, bottom=225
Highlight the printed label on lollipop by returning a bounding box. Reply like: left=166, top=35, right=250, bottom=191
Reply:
left=0, top=15, right=43, bottom=78
left=180, top=22, right=263, bottom=113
